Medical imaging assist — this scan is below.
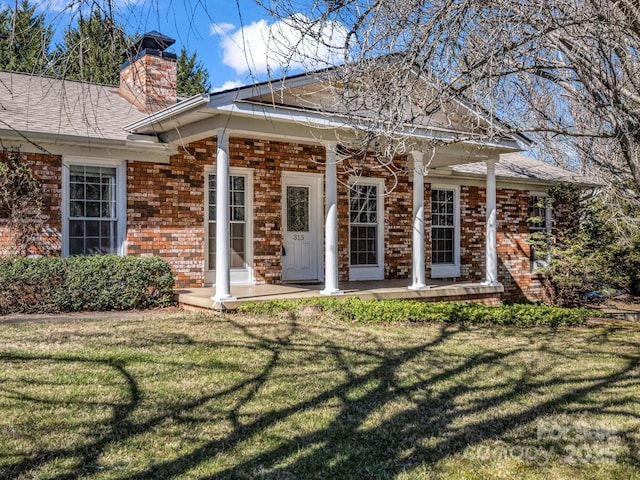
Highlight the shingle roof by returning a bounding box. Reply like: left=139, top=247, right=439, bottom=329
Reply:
left=0, top=71, right=147, bottom=142
left=450, top=152, right=598, bottom=185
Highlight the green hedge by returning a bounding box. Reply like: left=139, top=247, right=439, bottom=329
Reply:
left=0, top=255, right=175, bottom=314
left=239, top=297, right=596, bottom=326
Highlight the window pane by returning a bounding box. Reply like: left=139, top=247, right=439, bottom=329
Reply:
left=232, top=191, right=244, bottom=207
left=529, top=195, right=548, bottom=231
left=86, top=202, right=100, bottom=217
left=232, top=176, right=245, bottom=191
left=70, top=183, right=84, bottom=200
left=69, top=220, right=84, bottom=236
left=86, top=220, right=100, bottom=236
left=287, top=186, right=309, bottom=232
left=69, top=237, right=84, bottom=255
left=70, top=201, right=84, bottom=217
left=350, top=225, right=377, bottom=265
left=231, top=223, right=246, bottom=268
left=232, top=206, right=245, bottom=222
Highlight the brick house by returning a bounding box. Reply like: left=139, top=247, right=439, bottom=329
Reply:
left=0, top=32, right=592, bottom=302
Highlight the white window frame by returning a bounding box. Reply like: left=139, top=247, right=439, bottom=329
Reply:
left=430, top=185, right=461, bottom=278
left=204, top=166, right=254, bottom=285
left=348, top=176, right=385, bottom=281
left=529, top=192, right=552, bottom=271
left=61, top=158, right=127, bottom=257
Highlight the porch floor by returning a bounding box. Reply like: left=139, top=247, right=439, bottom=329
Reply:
left=176, top=279, right=504, bottom=310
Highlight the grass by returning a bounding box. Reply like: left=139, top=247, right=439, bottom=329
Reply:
left=1, top=309, right=639, bottom=479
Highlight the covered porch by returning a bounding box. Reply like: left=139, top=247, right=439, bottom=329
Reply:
left=177, top=279, right=504, bottom=311
left=209, top=135, right=506, bottom=306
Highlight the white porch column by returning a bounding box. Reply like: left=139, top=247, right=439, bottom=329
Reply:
left=212, top=128, right=235, bottom=303
left=409, top=150, right=429, bottom=290
left=320, top=142, right=343, bottom=295
left=482, top=157, right=501, bottom=286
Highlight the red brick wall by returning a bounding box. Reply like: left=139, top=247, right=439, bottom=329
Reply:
left=458, top=185, right=544, bottom=301
left=0, top=151, right=62, bottom=256
left=0, top=138, right=554, bottom=301
left=126, top=137, right=326, bottom=288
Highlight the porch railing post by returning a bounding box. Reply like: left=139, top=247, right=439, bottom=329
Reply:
left=212, top=127, right=235, bottom=303
left=482, top=157, right=501, bottom=286
left=321, top=141, right=343, bottom=295
left=409, top=150, right=429, bottom=290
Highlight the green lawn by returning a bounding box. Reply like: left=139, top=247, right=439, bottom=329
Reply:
left=1, top=310, right=639, bottom=479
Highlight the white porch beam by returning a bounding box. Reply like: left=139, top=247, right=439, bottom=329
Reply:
left=482, top=157, right=501, bottom=286
left=409, top=150, right=429, bottom=290
left=320, top=142, right=343, bottom=295
left=212, top=127, right=235, bottom=303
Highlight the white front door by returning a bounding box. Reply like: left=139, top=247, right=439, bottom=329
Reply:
left=281, top=173, right=322, bottom=282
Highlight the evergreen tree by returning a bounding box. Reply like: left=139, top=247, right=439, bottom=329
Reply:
left=0, top=0, right=52, bottom=74
left=53, top=10, right=130, bottom=85
left=177, top=47, right=211, bottom=96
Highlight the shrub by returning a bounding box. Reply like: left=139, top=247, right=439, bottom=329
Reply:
left=0, top=255, right=175, bottom=314
left=238, top=297, right=595, bottom=327
left=539, top=184, right=640, bottom=305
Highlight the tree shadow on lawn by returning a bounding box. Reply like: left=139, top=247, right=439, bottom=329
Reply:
left=1, top=318, right=639, bottom=479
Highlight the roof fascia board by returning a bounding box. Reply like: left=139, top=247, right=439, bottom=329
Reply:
left=217, top=101, right=523, bottom=150
left=160, top=113, right=345, bottom=146
left=424, top=171, right=559, bottom=190
left=427, top=168, right=596, bottom=189
left=0, top=130, right=175, bottom=163
left=124, top=94, right=210, bottom=132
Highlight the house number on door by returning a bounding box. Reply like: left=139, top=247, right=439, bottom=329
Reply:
left=293, top=234, right=305, bottom=240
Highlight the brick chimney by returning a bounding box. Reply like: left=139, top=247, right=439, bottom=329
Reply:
left=119, top=31, right=177, bottom=114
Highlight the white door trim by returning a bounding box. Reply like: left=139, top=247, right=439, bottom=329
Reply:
left=281, top=171, right=324, bottom=282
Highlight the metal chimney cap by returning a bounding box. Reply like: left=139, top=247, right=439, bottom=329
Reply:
left=121, top=31, right=176, bottom=58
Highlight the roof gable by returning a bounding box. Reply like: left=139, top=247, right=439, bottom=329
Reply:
left=206, top=62, right=531, bottom=147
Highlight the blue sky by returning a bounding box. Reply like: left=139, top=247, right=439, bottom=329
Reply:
left=152, top=0, right=268, bottom=90
left=33, top=0, right=268, bottom=90
left=32, top=0, right=346, bottom=92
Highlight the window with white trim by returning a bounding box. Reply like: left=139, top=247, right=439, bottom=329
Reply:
left=348, top=179, right=384, bottom=280
left=207, top=174, right=248, bottom=270
left=66, top=164, right=121, bottom=255
left=350, top=184, right=378, bottom=266
left=529, top=195, right=552, bottom=270
left=430, top=187, right=460, bottom=277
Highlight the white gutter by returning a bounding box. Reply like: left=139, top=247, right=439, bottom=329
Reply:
left=225, top=100, right=524, bottom=151
left=124, top=91, right=524, bottom=154
left=0, top=129, right=177, bottom=162
left=123, top=93, right=210, bottom=132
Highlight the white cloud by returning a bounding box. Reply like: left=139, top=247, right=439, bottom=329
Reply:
left=211, top=14, right=348, bottom=76
left=210, top=22, right=235, bottom=36
left=212, top=80, right=246, bottom=92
